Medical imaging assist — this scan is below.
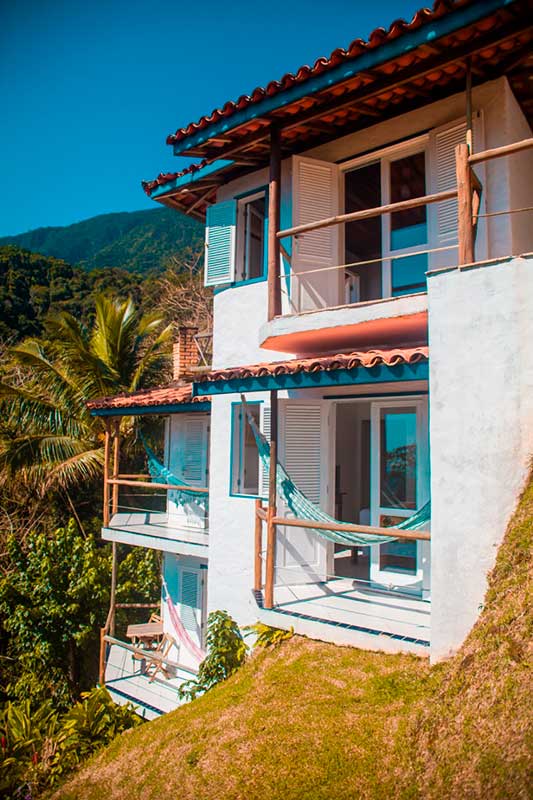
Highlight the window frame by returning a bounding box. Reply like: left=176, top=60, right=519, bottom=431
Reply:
left=229, top=400, right=263, bottom=498
left=341, top=134, right=430, bottom=300
left=233, top=187, right=268, bottom=287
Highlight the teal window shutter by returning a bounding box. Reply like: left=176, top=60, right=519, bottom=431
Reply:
left=204, top=200, right=237, bottom=286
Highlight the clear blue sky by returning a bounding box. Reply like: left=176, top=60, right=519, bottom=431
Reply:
left=1, top=0, right=425, bottom=237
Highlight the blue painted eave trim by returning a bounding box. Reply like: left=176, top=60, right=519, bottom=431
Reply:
left=150, top=159, right=234, bottom=200
left=173, top=0, right=513, bottom=155
left=192, top=361, right=429, bottom=396
left=90, top=402, right=211, bottom=417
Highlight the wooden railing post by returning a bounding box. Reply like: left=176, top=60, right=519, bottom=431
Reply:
left=268, top=126, right=281, bottom=321
left=109, top=542, right=118, bottom=637
left=456, top=142, right=474, bottom=265
left=102, top=419, right=111, bottom=527
left=254, top=499, right=263, bottom=593
left=264, top=390, right=278, bottom=608
left=111, top=418, right=120, bottom=516
left=99, top=626, right=107, bottom=686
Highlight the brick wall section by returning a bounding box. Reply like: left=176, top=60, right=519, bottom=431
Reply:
left=173, top=326, right=199, bottom=379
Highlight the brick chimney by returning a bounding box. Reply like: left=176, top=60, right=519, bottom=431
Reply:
left=173, top=326, right=199, bottom=380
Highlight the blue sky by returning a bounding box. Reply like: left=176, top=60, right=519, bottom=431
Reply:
left=1, top=0, right=425, bottom=237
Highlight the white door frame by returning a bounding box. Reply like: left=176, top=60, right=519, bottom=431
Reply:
left=369, top=397, right=429, bottom=594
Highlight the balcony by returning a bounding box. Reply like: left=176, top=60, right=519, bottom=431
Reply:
left=103, top=477, right=209, bottom=557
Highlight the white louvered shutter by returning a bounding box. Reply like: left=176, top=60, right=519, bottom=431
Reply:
left=431, top=120, right=467, bottom=245
left=291, top=156, right=339, bottom=311
left=204, top=200, right=237, bottom=286
left=181, top=417, right=208, bottom=486
left=179, top=569, right=201, bottom=635
left=276, top=401, right=329, bottom=582
left=258, top=402, right=271, bottom=499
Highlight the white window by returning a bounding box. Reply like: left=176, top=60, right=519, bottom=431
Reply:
left=235, top=191, right=266, bottom=283
left=231, top=402, right=261, bottom=496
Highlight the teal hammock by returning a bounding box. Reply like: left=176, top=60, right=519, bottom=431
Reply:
left=140, top=433, right=205, bottom=500
left=241, top=397, right=430, bottom=547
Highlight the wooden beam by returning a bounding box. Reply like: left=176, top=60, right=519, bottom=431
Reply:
left=456, top=142, right=474, bottom=265
left=103, top=419, right=111, bottom=527
left=112, top=419, right=120, bottom=516
left=110, top=542, right=118, bottom=637
left=106, top=478, right=208, bottom=494
left=272, top=515, right=430, bottom=541
left=278, top=188, right=457, bottom=240
left=465, top=57, right=473, bottom=153
left=468, top=137, right=533, bottom=165
left=264, top=391, right=278, bottom=609
left=99, top=627, right=107, bottom=686
left=268, top=127, right=282, bottom=321
left=254, top=499, right=263, bottom=593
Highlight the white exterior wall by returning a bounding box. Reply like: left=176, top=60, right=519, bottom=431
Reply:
left=428, top=254, right=533, bottom=661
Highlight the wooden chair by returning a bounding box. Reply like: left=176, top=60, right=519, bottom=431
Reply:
left=143, top=634, right=176, bottom=682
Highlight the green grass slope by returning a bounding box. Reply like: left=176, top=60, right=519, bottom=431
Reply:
left=54, top=474, right=533, bottom=800
left=0, top=208, right=203, bottom=273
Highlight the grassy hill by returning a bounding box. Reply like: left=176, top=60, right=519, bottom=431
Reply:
left=53, top=474, right=533, bottom=800
left=0, top=208, right=203, bottom=274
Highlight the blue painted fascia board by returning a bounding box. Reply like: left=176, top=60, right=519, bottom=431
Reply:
left=173, top=0, right=513, bottom=155
left=192, top=361, right=429, bottom=396
left=150, top=159, right=234, bottom=200
left=90, top=402, right=211, bottom=417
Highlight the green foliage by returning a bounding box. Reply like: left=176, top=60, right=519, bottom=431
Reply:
left=179, top=611, right=248, bottom=701
left=243, top=622, right=294, bottom=649
left=0, top=292, right=172, bottom=492
left=0, top=208, right=203, bottom=275
left=0, top=686, right=141, bottom=798
left=0, top=520, right=109, bottom=708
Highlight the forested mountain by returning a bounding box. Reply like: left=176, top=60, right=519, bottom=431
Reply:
left=0, top=246, right=149, bottom=341
left=0, top=208, right=203, bottom=273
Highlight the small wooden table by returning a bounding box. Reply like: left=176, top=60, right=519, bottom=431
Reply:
left=126, top=622, right=164, bottom=649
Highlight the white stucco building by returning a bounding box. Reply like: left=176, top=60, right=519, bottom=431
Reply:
left=89, top=0, right=533, bottom=716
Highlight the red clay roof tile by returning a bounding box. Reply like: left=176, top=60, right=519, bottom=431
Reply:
left=194, top=346, right=429, bottom=384
left=87, top=382, right=209, bottom=411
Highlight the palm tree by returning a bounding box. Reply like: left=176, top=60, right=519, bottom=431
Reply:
left=0, top=294, right=172, bottom=496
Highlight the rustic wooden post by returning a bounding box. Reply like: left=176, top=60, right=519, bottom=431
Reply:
left=109, top=542, right=118, bottom=637
left=264, top=390, right=278, bottom=608
left=254, top=499, right=263, bottom=592
left=103, top=418, right=111, bottom=527
left=98, top=627, right=107, bottom=686
left=456, top=143, right=474, bottom=265
left=268, top=126, right=281, bottom=321
left=465, top=57, right=473, bottom=154
left=112, top=418, right=120, bottom=516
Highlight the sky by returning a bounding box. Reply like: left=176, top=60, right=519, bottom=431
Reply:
left=1, top=0, right=426, bottom=237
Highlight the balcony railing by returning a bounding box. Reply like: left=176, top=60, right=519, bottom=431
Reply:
left=268, top=137, right=533, bottom=320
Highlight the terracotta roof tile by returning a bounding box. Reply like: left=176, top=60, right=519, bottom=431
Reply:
left=194, top=346, right=429, bottom=384
left=87, top=382, right=209, bottom=411
left=165, top=1, right=464, bottom=147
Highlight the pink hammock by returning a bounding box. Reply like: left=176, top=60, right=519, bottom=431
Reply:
left=163, top=584, right=206, bottom=664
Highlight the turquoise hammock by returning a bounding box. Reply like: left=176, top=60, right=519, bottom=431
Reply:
left=140, top=432, right=205, bottom=500
left=241, top=397, right=430, bottom=547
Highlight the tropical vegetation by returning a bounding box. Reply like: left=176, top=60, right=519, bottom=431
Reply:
left=0, top=208, right=203, bottom=274
left=51, top=471, right=533, bottom=799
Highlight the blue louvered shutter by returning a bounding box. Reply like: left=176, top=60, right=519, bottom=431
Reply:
left=179, top=569, right=200, bottom=633
left=204, top=200, right=237, bottom=286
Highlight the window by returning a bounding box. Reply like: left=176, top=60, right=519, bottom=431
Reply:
left=236, top=191, right=266, bottom=283
left=231, top=403, right=261, bottom=496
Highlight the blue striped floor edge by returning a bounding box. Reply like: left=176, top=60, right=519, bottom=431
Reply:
left=105, top=682, right=166, bottom=717
left=251, top=589, right=430, bottom=648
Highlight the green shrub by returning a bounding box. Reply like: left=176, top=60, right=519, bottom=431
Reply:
left=0, top=686, right=142, bottom=798
left=179, top=611, right=248, bottom=701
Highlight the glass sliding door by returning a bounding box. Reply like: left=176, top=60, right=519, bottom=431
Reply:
left=370, top=398, right=429, bottom=594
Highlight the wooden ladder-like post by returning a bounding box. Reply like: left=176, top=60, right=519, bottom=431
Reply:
left=254, top=499, right=263, bottom=593
left=102, top=418, right=112, bottom=527
left=111, top=418, right=120, bottom=516
left=267, top=126, right=281, bottom=321
left=456, top=142, right=474, bottom=265
left=264, top=391, right=278, bottom=608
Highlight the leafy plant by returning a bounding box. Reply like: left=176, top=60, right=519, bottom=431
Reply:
left=0, top=687, right=141, bottom=798
left=243, top=622, right=294, bottom=649
left=179, top=611, right=248, bottom=701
